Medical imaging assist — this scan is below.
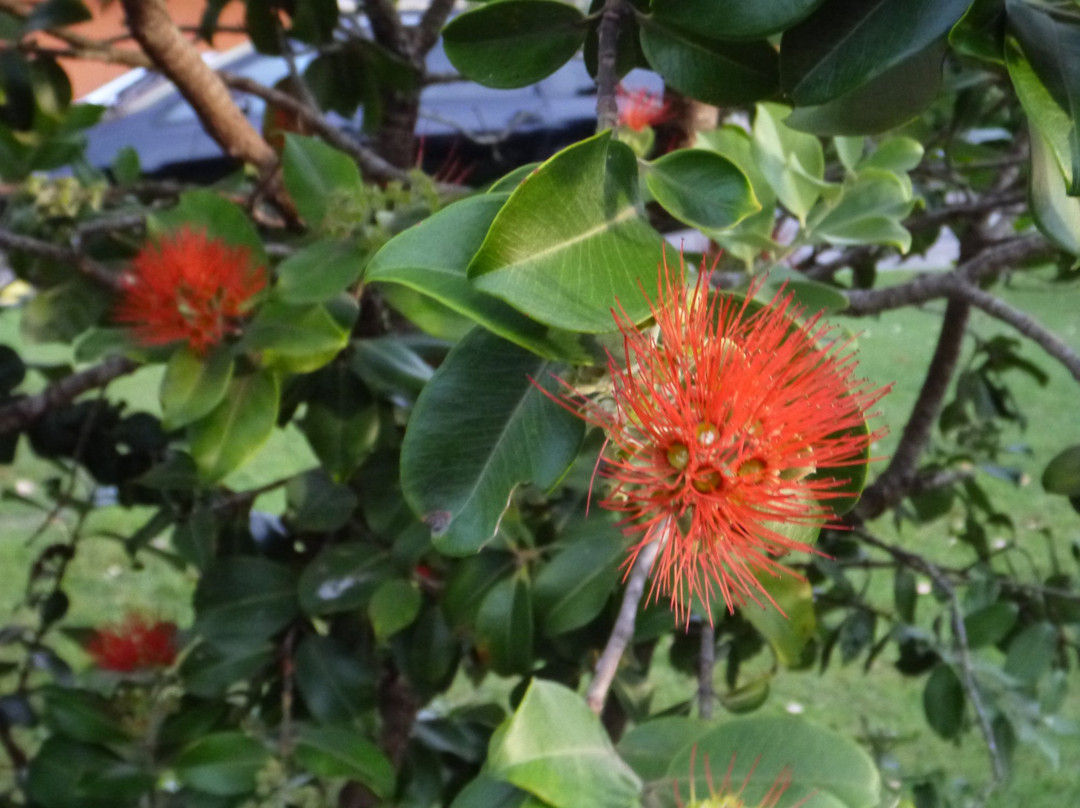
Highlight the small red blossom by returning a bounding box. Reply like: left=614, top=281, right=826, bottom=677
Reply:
left=677, top=751, right=808, bottom=808
left=86, top=615, right=179, bottom=673
left=617, top=85, right=672, bottom=132
left=114, top=228, right=267, bottom=354
left=555, top=255, right=887, bottom=622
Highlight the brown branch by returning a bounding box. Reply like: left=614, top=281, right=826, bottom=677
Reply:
left=595, top=0, right=628, bottom=132
left=0, top=356, right=138, bottom=435
left=855, top=298, right=971, bottom=521
left=951, top=280, right=1080, bottom=385
left=414, top=0, right=456, bottom=55
left=0, top=228, right=123, bottom=290
left=119, top=0, right=277, bottom=174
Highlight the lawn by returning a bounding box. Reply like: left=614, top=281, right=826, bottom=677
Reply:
left=0, top=266, right=1077, bottom=806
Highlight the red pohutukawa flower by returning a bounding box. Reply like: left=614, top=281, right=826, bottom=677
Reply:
left=676, top=751, right=809, bottom=808
left=114, top=228, right=267, bottom=354
left=617, top=85, right=672, bottom=132
left=86, top=614, right=179, bottom=673
left=556, top=256, right=886, bottom=622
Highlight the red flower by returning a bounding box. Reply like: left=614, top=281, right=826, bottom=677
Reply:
left=86, top=615, right=179, bottom=672
left=677, top=751, right=807, bottom=808
left=555, top=256, right=886, bottom=622
left=617, top=86, right=672, bottom=131
left=114, top=228, right=267, bottom=354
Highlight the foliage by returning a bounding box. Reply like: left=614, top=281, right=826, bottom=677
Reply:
left=0, top=2, right=1078, bottom=808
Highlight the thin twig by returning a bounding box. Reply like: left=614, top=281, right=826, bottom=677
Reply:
left=586, top=539, right=659, bottom=715
left=594, top=0, right=628, bottom=132
left=698, top=621, right=715, bottom=720
left=0, top=228, right=123, bottom=290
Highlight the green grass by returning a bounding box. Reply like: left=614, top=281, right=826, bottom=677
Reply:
left=1, top=269, right=1079, bottom=806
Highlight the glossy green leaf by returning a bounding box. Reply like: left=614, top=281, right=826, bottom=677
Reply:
left=368, top=578, right=422, bottom=641
left=25, top=737, right=135, bottom=808
left=645, top=149, right=759, bottom=231
left=741, top=570, right=817, bottom=667
left=861, top=136, right=925, bottom=174
left=488, top=680, right=642, bottom=808
left=298, top=542, right=394, bottom=616
left=1007, top=0, right=1080, bottom=194
left=949, top=0, right=1006, bottom=63
left=174, top=732, right=269, bottom=796
left=194, top=557, right=299, bottom=644
left=443, top=0, right=586, bottom=89
left=1007, top=38, right=1073, bottom=185
left=286, top=469, right=358, bottom=532
left=350, top=337, right=434, bottom=397
left=469, top=132, right=663, bottom=332
left=299, top=362, right=380, bottom=481
left=1004, top=621, right=1057, bottom=684
left=1043, top=444, right=1080, bottom=495
left=534, top=521, right=624, bottom=636
left=619, top=715, right=880, bottom=808
left=282, top=134, right=363, bottom=229
left=242, top=298, right=354, bottom=373
left=811, top=168, right=915, bottom=251
left=963, top=601, right=1019, bottom=649
left=785, top=39, right=946, bottom=136
left=367, top=194, right=588, bottom=361
left=450, top=773, right=537, bottom=808
left=475, top=573, right=534, bottom=676
left=400, top=328, right=584, bottom=554
left=160, top=345, right=234, bottom=430
left=21, top=279, right=110, bottom=345
left=780, top=0, right=970, bottom=105
left=295, top=725, right=395, bottom=796
left=274, top=238, right=366, bottom=304
left=42, top=687, right=129, bottom=745
left=189, top=369, right=279, bottom=482
left=923, top=664, right=966, bottom=740
left=639, top=18, right=779, bottom=106
left=444, top=551, right=517, bottom=628
left=294, top=634, right=375, bottom=724
left=1029, top=123, right=1080, bottom=255
left=180, top=641, right=274, bottom=698
left=22, top=0, right=91, bottom=33
left=150, top=190, right=267, bottom=266
left=651, top=0, right=823, bottom=40
left=751, top=102, right=828, bottom=224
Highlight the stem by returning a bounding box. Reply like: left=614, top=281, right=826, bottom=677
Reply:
left=595, top=0, right=628, bottom=132
left=587, top=539, right=658, bottom=715
left=697, top=622, right=715, bottom=720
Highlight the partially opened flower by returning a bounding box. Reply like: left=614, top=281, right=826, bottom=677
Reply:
left=617, top=85, right=672, bottom=132
left=677, top=751, right=807, bottom=808
left=114, top=228, right=267, bottom=354
left=554, top=255, right=886, bottom=622
left=86, top=614, right=179, bottom=673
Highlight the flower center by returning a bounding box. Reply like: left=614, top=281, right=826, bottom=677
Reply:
left=691, top=467, right=724, bottom=493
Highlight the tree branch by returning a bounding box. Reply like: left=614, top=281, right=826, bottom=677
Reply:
left=414, top=0, right=456, bottom=55
left=855, top=298, right=971, bottom=521
left=0, top=228, right=122, bottom=290
left=587, top=539, right=658, bottom=715
left=595, top=0, right=628, bottom=132
left=0, top=356, right=138, bottom=435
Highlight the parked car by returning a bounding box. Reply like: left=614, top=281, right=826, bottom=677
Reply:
left=82, top=36, right=662, bottom=183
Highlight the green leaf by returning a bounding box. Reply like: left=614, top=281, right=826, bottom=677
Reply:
left=639, top=18, right=779, bottom=106
left=534, top=521, right=624, bottom=636
left=780, top=0, right=970, bottom=105
left=282, top=134, right=363, bottom=228
left=150, top=190, right=267, bottom=266
left=1004, top=621, right=1057, bottom=684
left=475, top=573, right=534, bottom=676
left=173, top=732, right=269, bottom=796
left=444, top=551, right=517, bottom=628
left=194, top=557, right=299, bottom=645
left=860, top=137, right=925, bottom=174
left=442, top=0, right=586, bottom=89
left=645, top=149, right=760, bottom=231
left=751, top=102, right=828, bottom=224
left=619, top=715, right=880, bottom=808
left=651, top=0, right=823, bottom=40
left=367, top=194, right=589, bottom=361
left=451, top=773, right=537, bottom=808
left=242, top=298, right=354, bottom=373
left=189, top=368, right=279, bottom=482
left=286, top=469, right=358, bottom=532
left=1006, top=38, right=1074, bottom=186
left=295, top=726, right=395, bottom=797
left=21, top=279, right=110, bottom=345
left=1043, top=444, right=1080, bottom=495
left=949, top=0, right=1007, bottom=63
left=963, top=601, right=1019, bottom=649
left=22, top=0, right=91, bottom=32
left=160, top=345, right=234, bottom=430
left=368, top=578, right=422, bottom=641
left=785, top=39, right=947, bottom=136
left=350, top=337, right=434, bottom=398
left=741, top=570, right=817, bottom=667
left=180, top=641, right=274, bottom=698
left=298, top=542, right=394, bottom=616
left=294, top=634, right=375, bottom=724
left=488, top=680, right=642, bottom=808
left=811, top=168, right=915, bottom=252
left=274, top=238, right=366, bottom=304
left=400, top=328, right=584, bottom=554
left=1007, top=0, right=1080, bottom=194
left=299, top=362, right=380, bottom=481
left=25, top=737, right=133, bottom=808
left=469, top=132, right=663, bottom=333
left=42, top=687, right=129, bottom=745
left=1029, top=123, right=1080, bottom=255
left=923, top=664, right=966, bottom=740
